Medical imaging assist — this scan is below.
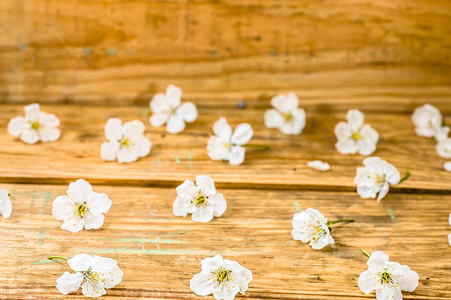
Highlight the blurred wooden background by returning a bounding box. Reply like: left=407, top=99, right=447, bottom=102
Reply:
left=0, top=0, right=451, bottom=107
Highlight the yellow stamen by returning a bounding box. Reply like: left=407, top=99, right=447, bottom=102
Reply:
left=30, top=121, right=41, bottom=130
left=215, top=267, right=232, bottom=283
left=351, top=132, right=361, bottom=140
left=77, top=204, right=87, bottom=218
left=284, top=113, right=293, bottom=122
left=193, top=195, right=207, bottom=207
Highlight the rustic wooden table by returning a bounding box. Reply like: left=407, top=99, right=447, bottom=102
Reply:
left=1, top=0, right=451, bottom=299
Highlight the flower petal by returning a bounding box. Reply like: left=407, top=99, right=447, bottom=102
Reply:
left=387, top=262, right=419, bottom=292
left=385, top=163, right=400, bottom=185
left=81, top=278, right=106, bottom=297
left=101, top=141, right=119, bottom=161
left=39, top=128, right=61, bottom=142
left=84, top=212, right=105, bottom=230
left=134, top=137, right=151, bottom=157
left=8, top=116, right=28, bottom=137
left=177, top=102, right=197, bottom=123
left=346, top=109, right=364, bottom=131
left=52, top=195, right=75, bottom=221
left=166, top=84, right=182, bottom=108
left=61, top=216, right=84, bottom=233
left=176, top=180, right=199, bottom=198
left=150, top=113, right=169, bottom=127
left=358, top=269, right=377, bottom=294
left=173, top=196, right=193, bottom=217
left=306, top=208, right=328, bottom=223
left=192, top=205, right=215, bottom=222
left=122, top=120, right=145, bottom=137
left=264, top=109, right=284, bottom=129
left=271, top=93, right=298, bottom=113
left=86, top=192, right=112, bottom=214
left=357, top=185, right=378, bottom=199
left=167, top=115, right=186, bottom=134
left=435, top=126, right=449, bottom=142
left=0, top=190, right=12, bottom=218
left=67, top=179, right=93, bottom=204
left=105, top=118, right=123, bottom=141
left=375, top=284, right=398, bottom=300
left=117, top=147, right=139, bottom=163
left=24, top=103, right=41, bottom=120
left=436, top=138, right=451, bottom=159
left=40, top=113, right=60, bottom=127
left=91, top=255, right=118, bottom=271
left=150, top=93, right=171, bottom=113
left=208, top=193, right=227, bottom=217
left=67, top=254, right=93, bottom=272
left=335, top=139, right=357, bottom=155
left=56, top=271, right=83, bottom=295
left=367, top=251, right=389, bottom=273
left=231, top=123, right=253, bottom=145
left=20, top=129, right=39, bottom=144
left=228, top=146, right=246, bottom=166
left=213, top=118, right=232, bottom=140
left=376, top=182, right=390, bottom=201
left=307, top=160, right=330, bottom=171
left=444, top=162, right=451, bottom=172
left=282, top=109, right=306, bottom=135
left=190, top=273, right=216, bottom=296
left=334, top=122, right=352, bottom=140
left=102, top=265, right=123, bottom=289
left=196, top=175, right=216, bottom=196
left=207, top=136, right=230, bottom=161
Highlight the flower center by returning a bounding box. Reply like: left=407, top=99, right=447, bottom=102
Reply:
left=374, top=174, right=386, bottom=184
left=77, top=204, right=87, bottom=218
left=283, top=113, right=293, bottom=122
left=30, top=121, right=41, bottom=130
left=215, top=267, right=232, bottom=283
left=193, top=195, right=208, bottom=207
left=119, top=136, right=133, bottom=147
left=378, top=269, right=394, bottom=284
left=351, top=132, right=361, bottom=140
left=311, top=225, right=326, bottom=241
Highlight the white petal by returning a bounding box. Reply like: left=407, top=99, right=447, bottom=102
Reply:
left=67, top=179, right=93, bottom=204
left=200, top=254, right=223, bottom=271
left=346, top=109, right=364, bottom=131
left=208, top=193, right=227, bottom=217
left=133, top=137, right=151, bottom=157
left=39, top=128, right=60, bottom=142
left=173, top=196, right=193, bottom=217
left=271, top=92, right=298, bottom=113
left=52, top=195, right=75, bottom=221
left=212, top=282, right=240, bottom=300
left=334, top=122, right=352, bottom=140
left=377, top=183, right=390, bottom=201
left=310, top=231, right=334, bottom=250
left=306, top=208, right=328, bottom=223
left=8, top=116, right=28, bottom=137
left=176, top=180, right=199, bottom=198
left=207, top=136, right=230, bottom=161
left=192, top=205, right=215, bottom=222
left=86, top=192, right=112, bottom=214
left=196, top=175, right=216, bottom=196
left=448, top=233, right=451, bottom=246
left=435, top=126, right=450, bottom=142
left=264, top=109, right=284, bottom=129
left=117, top=147, right=139, bottom=163
left=367, top=251, right=389, bottom=273
left=61, top=216, right=84, bottom=233
left=81, top=278, right=106, bottom=297
left=231, top=123, right=253, bottom=145
left=101, top=141, right=119, bottom=161
left=375, top=285, right=398, bottom=300
left=307, top=160, right=330, bottom=171
left=20, top=129, right=39, bottom=144
left=166, top=84, right=182, bottom=108
left=190, top=273, right=216, bottom=296
left=149, top=113, right=169, bottom=127
left=385, top=163, right=401, bottom=185
left=0, top=190, right=12, bottom=218
left=40, top=113, right=60, bottom=127
left=436, top=138, right=451, bottom=159
left=84, top=212, right=105, bottom=230
left=358, top=125, right=379, bottom=156
left=122, top=120, right=145, bottom=137
left=67, top=254, right=93, bottom=272
left=105, top=118, right=123, bottom=141
left=167, top=116, right=186, bottom=134
left=102, top=265, right=123, bottom=289
left=91, top=255, right=118, bottom=271
left=358, top=270, right=377, bottom=294
left=387, top=262, right=419, bottom=292
left=335, top=139, right=357, bottom=155
left=285, top=109, right=306, bottom=135
left=228, top=146, right=246, bottom=166
left=357, top=185, right=378, bottom=199
left=56, top=272, right=83, bottom=295
left=213, top=118, right=232, bottom=140
left=24, top=103, right=41, bottom=120
left=444, top=162, right=451, bottom=172
left=177, top=102, right=197, bottom=123
left=150, top=93, right=171, bottom=113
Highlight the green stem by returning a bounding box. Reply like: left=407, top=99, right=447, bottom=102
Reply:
left=327, top=219, right=354, bottom=227
left=242, top=143, right=269, bottom=150
left=49, top=256, right=68, bottom=261
left=399, top=170, right=410, bottom=184
left=361, top=249, right=371, bottom=258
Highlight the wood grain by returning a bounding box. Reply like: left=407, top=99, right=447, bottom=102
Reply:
left=1, top=0, right=451, bottom=105
left=1, top=104, right=450, bottom=191
left=0, top=183, right=450, bottom=299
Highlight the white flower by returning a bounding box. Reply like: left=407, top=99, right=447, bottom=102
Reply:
left=173, top=175, right=227, bottom=222
left=149, top=84, right=198, bottom=134
left=437, top=138, right=451, bottom=159
left=358, top=251, right=419, bottom=300
left=0, top=190, right=12, bottom=219
left=264, top=92, right=306, bottom=135
left=52, top=179, right=112, bottom=233
left=190, top=254, right=253, bottom=300
left=207, top=117, right=253, bottom=165
left=334, top=109, right=379, bottom=156
left=412, top=104, right=449, bottom=141
left=291, top=208, right=334, bottom=250
left=445, top=162, right=451, bottom=172
left=56, top=254, right=123, bottom=297
left=354, top=157, right=400, bottom=201
left=307, top=160, right=330, bottom=171
left=101, top=118, right=151, bottom=163
left=8, top=103, right=60, bottom=144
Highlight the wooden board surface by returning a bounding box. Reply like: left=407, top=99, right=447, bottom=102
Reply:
left=1, top=0, right=451, bottom=105
left=1, top=183, right=450, bottom=299
left=1, top=104, right=450, bottom=192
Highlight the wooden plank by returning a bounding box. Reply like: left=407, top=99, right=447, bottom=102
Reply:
left=1, top=104, right=450, bottom=191
left=1, top=0, right=451, bottom=104
left=0, top=184, right=450, bottom=299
